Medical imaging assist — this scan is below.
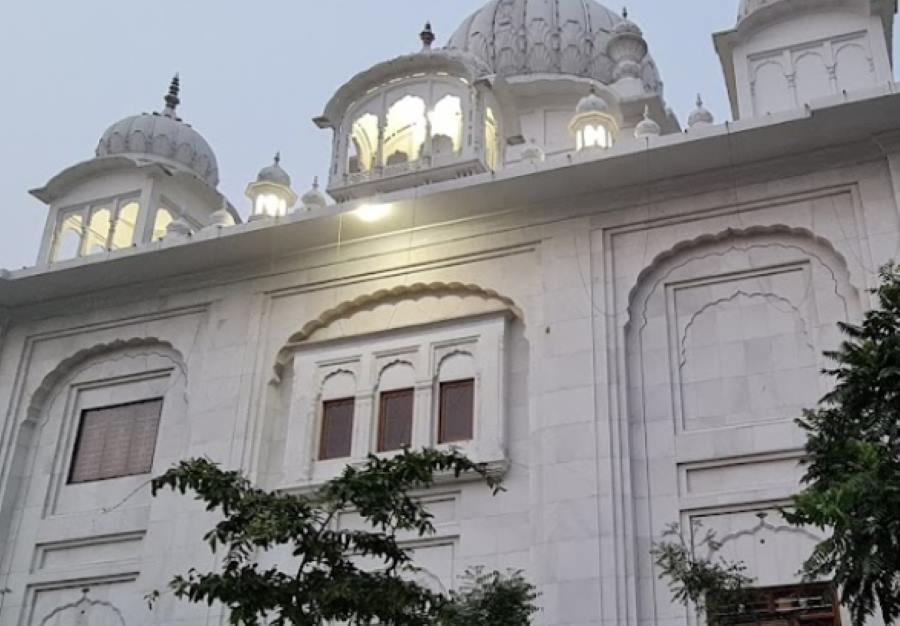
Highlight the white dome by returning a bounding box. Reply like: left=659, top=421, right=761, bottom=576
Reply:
left=446, top=0, right=661, bottom=88
left=96, top=76, right=219, bottom=187
left=301, top=177, right=328, bottom=211
left=576, top=89, right=609, bottom=114
left=257, top=153, right=291, bottom=187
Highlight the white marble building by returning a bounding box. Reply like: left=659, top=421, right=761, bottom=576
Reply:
left=0, top=0, right=897, bottom=623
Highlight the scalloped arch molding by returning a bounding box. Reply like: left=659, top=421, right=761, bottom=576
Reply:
left=25, top=337, right=186, bottom=424
left=273, top=282, right=521, bottom=382
left=625, top=224, right=857, bottom=334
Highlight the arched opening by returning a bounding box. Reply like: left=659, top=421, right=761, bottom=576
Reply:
left=84, top=207, right=112, bottom=255
left=428, top=94, right=463, bottom=155
left=52, top=212, right=84, bottom=261
left=111, top=201, right=139, bottom=249
left=384, top=95, right=427, bottom=165
left=349, top=113, right=379, bottom=173
left=152, top=207, right=173, bottom=242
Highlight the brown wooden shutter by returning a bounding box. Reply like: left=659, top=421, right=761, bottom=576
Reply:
left=320, top=398, right=355, bottom=460
left=439, top=379, right=474, bottom=444
left=69, top=398, right=163, bottom=484
left=378, top=388, right=414, bottom=452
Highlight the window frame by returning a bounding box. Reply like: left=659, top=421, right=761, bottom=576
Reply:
left=51, top=193, right=141, bottom=261
left=67, top=397, right=164, bottom=485
left=319, top=397, right=356, bottom=461
left=377, top=387, right=415, bottom=452
left=437, top=378, right=475, bottom=444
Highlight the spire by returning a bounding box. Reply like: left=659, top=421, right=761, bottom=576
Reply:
left=274, top=151, right=281, bottom=166
left=622, top=6, right=628, bottom=19
left=420, top=21, right=435, bottom=51
left=312, top=175, right=319, bottom=189
left=163, top=73, right=181, bottom=119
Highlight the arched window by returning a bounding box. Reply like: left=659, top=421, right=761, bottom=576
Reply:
left=485, top=107, right=499, bottom=170
left=84, top=207, right=112, bottom=255
left=319, top=371, right=356, bottom=461
left=152, top=207, right=173, bottom=242
left=377, top=363, right=416, bottom=452
left=384, top=95, right=427, bottom=165
left=53, top=212, right=84, bottom=261
left=111, top=201, right=139, bottom=250
left=428, top=95, right=463, bottom=154
left=577, top=124, right=612, bottom=150
left=436, top=353, right=476, bottom=444
left=350, top=113, right=379, bottom=173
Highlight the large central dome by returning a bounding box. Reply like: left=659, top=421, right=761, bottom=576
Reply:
left=446, top=0, right=660, bottom=88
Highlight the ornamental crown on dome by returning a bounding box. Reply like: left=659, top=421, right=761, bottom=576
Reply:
left=445, top=0, right=660, bottom=91
left=95, top=75, right=220, bottom=187
left=688, top=94, right=715, bottom=128
left=576, top=87, right=610, bottom=114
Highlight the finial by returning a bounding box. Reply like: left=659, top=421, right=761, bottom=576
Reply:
left=420, top=21, right=435, bottom=50
left=643, top=104, right=650, bottom=119
left=313, top=176, right=319, bottom=189
left=274, top=151, right=281, bottom=165
left=163, top=73, right=180, bottom=118
left=622, top=6, right=628, bottom=19
left=696, top=93, right=704, bottom=108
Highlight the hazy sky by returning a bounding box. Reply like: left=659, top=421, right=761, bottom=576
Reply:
left=0, top=1, right=892, bottom=271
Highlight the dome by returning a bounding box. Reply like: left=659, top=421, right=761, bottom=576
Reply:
left=446, top=0, right=661, bottom=88
left=96, top=76, right=219, bottom=187
left=576, top=88, right=609, bottom=114
left=634, top=106, right=661, bottom=138
left=688, top=94, right=715, bottom=128
left=301, top=177, right=328, bottom=211
left=257, top=153, right=291, bottom=187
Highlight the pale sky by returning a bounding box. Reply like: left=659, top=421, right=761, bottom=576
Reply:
left=0, top=1, right=892, bottom=271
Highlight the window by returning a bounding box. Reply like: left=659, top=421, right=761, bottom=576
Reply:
left=710, top=583, right=840, bottom=626
left=378, top=388, right=414, bottom=451
left=320, top=398, right=355, bottom=460
left=152, top=207, right=174, bottom=242
left=349, top=113, right=379, bottom=173
left=51, top=196, right=141, bottom=261
left=53, top=212, right=84, bottom=261
left=428, top=95, right=463, bottom=154
left=439, top=379, right=474, bottom=443
left=385, top=95, right=427, bottom=164
left=68, top=398, right=163, bottom=484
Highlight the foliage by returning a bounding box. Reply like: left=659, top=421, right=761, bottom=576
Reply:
left=785, top=263, right=900, bottom=625
left=150, top=448, right=538, bottom=625
left=439, top=567, right=539, bottom=626
left=651, top=522, right=754, bottom=621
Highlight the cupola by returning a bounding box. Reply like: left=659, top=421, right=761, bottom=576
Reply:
left=569, top=87, right=618, bottom=150
left=246, top=153, right=298, bottom=219
left=687, top=94, right=715, bottom=129
left=300, top=177, right=328, bottom=212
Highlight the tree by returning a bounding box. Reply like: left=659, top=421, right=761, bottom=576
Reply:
left=150, top=448, right=539, bottom=625
left=651, top=523, right=754, bottom=624
left=786, top=263, right=900, bottom=625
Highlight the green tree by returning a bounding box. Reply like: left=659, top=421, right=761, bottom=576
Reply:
left=651, top=523, right=754, bottom=623
left=786, top=263, right=900, bottom=625
left=150, top=448, right=538, bottom=625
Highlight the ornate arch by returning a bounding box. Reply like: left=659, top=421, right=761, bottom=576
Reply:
left=25, top=337, right=187, bottom=425
left=273, top=281, right=521, bottom=382
left=625, top=224, right=857, bottom=336
left=39, top=589, right=126, bottom=625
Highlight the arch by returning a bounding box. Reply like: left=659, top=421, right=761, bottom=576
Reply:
left=273, top=282, right=522, bottom=383
left=25, top=337, right=186, bottom=426
left=376, top=359, right=416, bottom=389
left=39, top=590, right=126, bottom=625
left=626, top=225, right=856, bottom=336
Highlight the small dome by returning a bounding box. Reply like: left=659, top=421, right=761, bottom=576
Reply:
left=301, top=177, right=328, bottom=210
left=634, top=106, right=661, bottom=138
left=96, top=76, right=219, bottom=187
left=688, top=94, right=715, bottom=128
left=613, top=8, right=643, bottom=36
left=576, top=88, right=610, bottom=115
left=257, top=153, right=291, bottom=187
left=447, top=0, right=661, bottom=89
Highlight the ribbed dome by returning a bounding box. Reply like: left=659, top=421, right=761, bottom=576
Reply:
left=95, top=76, right=219, bottom=187
left=446, top=0, right=661, bottom=88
